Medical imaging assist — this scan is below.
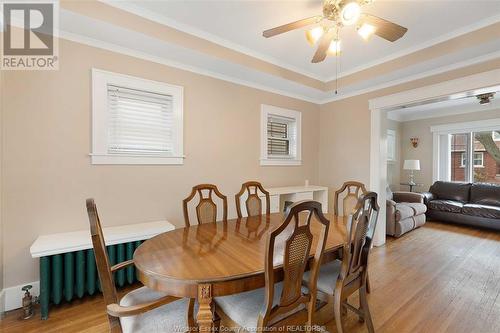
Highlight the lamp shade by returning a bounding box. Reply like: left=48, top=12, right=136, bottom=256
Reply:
left=403, top=159, right=420, bottom=171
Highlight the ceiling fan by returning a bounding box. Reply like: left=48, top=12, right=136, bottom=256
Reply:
left=262, top=0, right=408, bottom=63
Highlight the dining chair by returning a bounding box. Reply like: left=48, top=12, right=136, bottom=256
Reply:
left=214, top=200, right=330, bottom=332
left=334, top=181, right=368, bottom=217
left=235, top=181, right=270, bottom=218
left=86, top=199, right=196, bottom=333
left=333, top=181, right=372, bottom=293
left=303, top=192, right=380, bottom=333
left=183, top=184, right=228, bottom=227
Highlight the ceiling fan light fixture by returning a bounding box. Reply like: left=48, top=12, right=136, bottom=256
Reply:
left=327, top=39, right=341, bottom=56
left=305, top=26, right=324, bottom=45
left=357, top=23, right=376, bottom=40
left=341, top=2, right=361, bottom=26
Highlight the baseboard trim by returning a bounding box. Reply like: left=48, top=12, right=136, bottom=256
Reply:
left=0, top=289, right=5, bottom=316
left=3, top=281, right=39, bottom=312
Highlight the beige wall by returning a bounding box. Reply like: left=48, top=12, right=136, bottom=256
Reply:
left=2, top=39, right=320, bottom=288
left=400, top=109, right=500, bottom=192
left=318, top=58, right=500, bottom=205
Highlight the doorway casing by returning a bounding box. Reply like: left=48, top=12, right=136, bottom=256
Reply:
left=369, top=68, right=500, bottom=246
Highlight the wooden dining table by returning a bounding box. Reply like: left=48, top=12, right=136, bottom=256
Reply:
left=134, top=212, right=348, bottom=332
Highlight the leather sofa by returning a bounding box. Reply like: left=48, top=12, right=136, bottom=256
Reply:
left=386, top=187, right=427, bottom=237
left=423, top=181, right=500, bottom=230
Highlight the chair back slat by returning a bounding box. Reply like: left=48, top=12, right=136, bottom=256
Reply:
left=86, top=199, right=121, bottom=331
left=342, top=192, right=380, bottom=280
left=334, top=181, right=368, bottom=216
left=235, top=181, right=270, bottom=218
left=183, top=184, right=228, bottom=227
left=259, top=200, right=330, bottom=327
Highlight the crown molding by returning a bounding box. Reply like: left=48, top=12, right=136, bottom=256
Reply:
left=59, top=31, right=319, bottom=104
left=100, top=0, right=325, bottom=82
left=319, top=50, right=500, bottom=104
left=323, top=13, right=500, bottom=81
left=60, top=29, right=500, bottom=106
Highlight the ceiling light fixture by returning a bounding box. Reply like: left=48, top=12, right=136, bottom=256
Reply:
left=305, top=26, right=324, bottom=45
left=477, top=92, right=495, bottom=105
left=341, top=2, right=361, bottom=26
left=357, top=23, right=376, bottom=40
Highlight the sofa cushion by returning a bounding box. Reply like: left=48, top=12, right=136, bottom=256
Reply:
left=470, top=183, right=500, bottom=207
left=462, top=204, right=500, bottom=219
left=428, top=200, right=463, bottom=213
left=395, top=204, right=414, bottom=221
left=406, top=203, right=427, bottom=216
left=429, top=181, right=471, bottom=203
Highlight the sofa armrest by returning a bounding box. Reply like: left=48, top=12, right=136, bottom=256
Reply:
left=422, top=192, right=435, bottom=206
left=393, top=191, right=424, bottom=204
left=386, top=199, right=396, bottom=207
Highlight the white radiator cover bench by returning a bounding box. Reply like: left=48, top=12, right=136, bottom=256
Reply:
left=29, top=220, right=175, bottom=320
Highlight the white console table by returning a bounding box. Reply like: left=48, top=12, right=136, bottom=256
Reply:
left=263, top=185, right=329, bottom=214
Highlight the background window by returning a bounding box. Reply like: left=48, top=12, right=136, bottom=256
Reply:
left=261, top=105, right=301, bottom=166
left=473, top=152, right=484, bottom=167
left=91, top=69, right=184, bottom=165
left=387, top=129, right=396, bottom=162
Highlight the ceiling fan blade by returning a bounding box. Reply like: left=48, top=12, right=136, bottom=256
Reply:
left=361, top=14, right=408, bottom=42
left=263, top=16, right=322, bottom=38
left=311, top=29, right=335, bottom=63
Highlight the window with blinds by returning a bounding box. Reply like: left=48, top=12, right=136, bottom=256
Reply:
left=107, top=85, right=174, bottom=155
left=91, top=69, right=183, bottom=165
left=260, top=105, right=301, bottom=166
left=267, top=117, right=292, bottom=156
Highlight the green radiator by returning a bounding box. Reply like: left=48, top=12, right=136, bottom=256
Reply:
left=39, top=240, right=143, bottom=320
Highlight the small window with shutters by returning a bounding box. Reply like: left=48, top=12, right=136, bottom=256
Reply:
left=261, top=105, right=301, bottom=166
left=91, top=69, right=183, bottom=164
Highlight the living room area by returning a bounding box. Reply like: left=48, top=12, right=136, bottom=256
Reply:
left=384, top=85, right=500, bottom=238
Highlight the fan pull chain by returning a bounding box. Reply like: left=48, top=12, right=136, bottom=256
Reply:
left=335, top=28, right=341, bottom=95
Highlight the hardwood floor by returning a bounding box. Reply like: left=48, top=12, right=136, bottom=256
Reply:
left=2, top=221, right=500, bottom=333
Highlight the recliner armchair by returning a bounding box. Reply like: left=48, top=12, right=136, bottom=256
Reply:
left=386, top=187, right=427, bottom=237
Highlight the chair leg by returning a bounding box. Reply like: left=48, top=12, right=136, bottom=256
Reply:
left=333, top=292, right=345, bottom=333
left=359, top=286, right=374, bottom=333
left=214, top=313, right=221, bottom=333
left=187, top=298, right=198, bottom=332
left=366, top=273, right=371, bottom=294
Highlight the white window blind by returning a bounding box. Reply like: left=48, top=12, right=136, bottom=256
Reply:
left=267, top=116, right=292, bottom=156
left=107, top=84, right=174, bottom=155
left=260, top=104, right=301, bottom=166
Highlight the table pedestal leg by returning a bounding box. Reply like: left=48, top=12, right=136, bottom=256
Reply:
left=197, top=284, right=214, bottom=332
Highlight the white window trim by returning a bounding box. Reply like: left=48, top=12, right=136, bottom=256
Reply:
left=91, top=69, right=184, bottom=165
left=473, top=152, right=484, bottom=168
left=431, top=118, right=500, bottom=181
left=460, top=152, right=484, bottom=168
left=460, top=152, right=466, bottom=168
left=260, top=104, right=302, bottom=166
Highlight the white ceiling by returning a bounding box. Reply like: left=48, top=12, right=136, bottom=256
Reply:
left=122, top=0, right=500, bottom=80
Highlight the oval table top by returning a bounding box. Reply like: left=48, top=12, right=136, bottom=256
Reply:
left=134, top=212, right=347, bottom=298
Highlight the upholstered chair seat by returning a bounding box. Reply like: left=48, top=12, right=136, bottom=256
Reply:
left=215, top=282, right=308, bottom=331
left=303, top=260, right=342, bottom=296
left=119, top=287, right=192, bottom=333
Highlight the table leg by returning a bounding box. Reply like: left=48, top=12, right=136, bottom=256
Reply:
left=197, top=284, right=214, bottom=332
